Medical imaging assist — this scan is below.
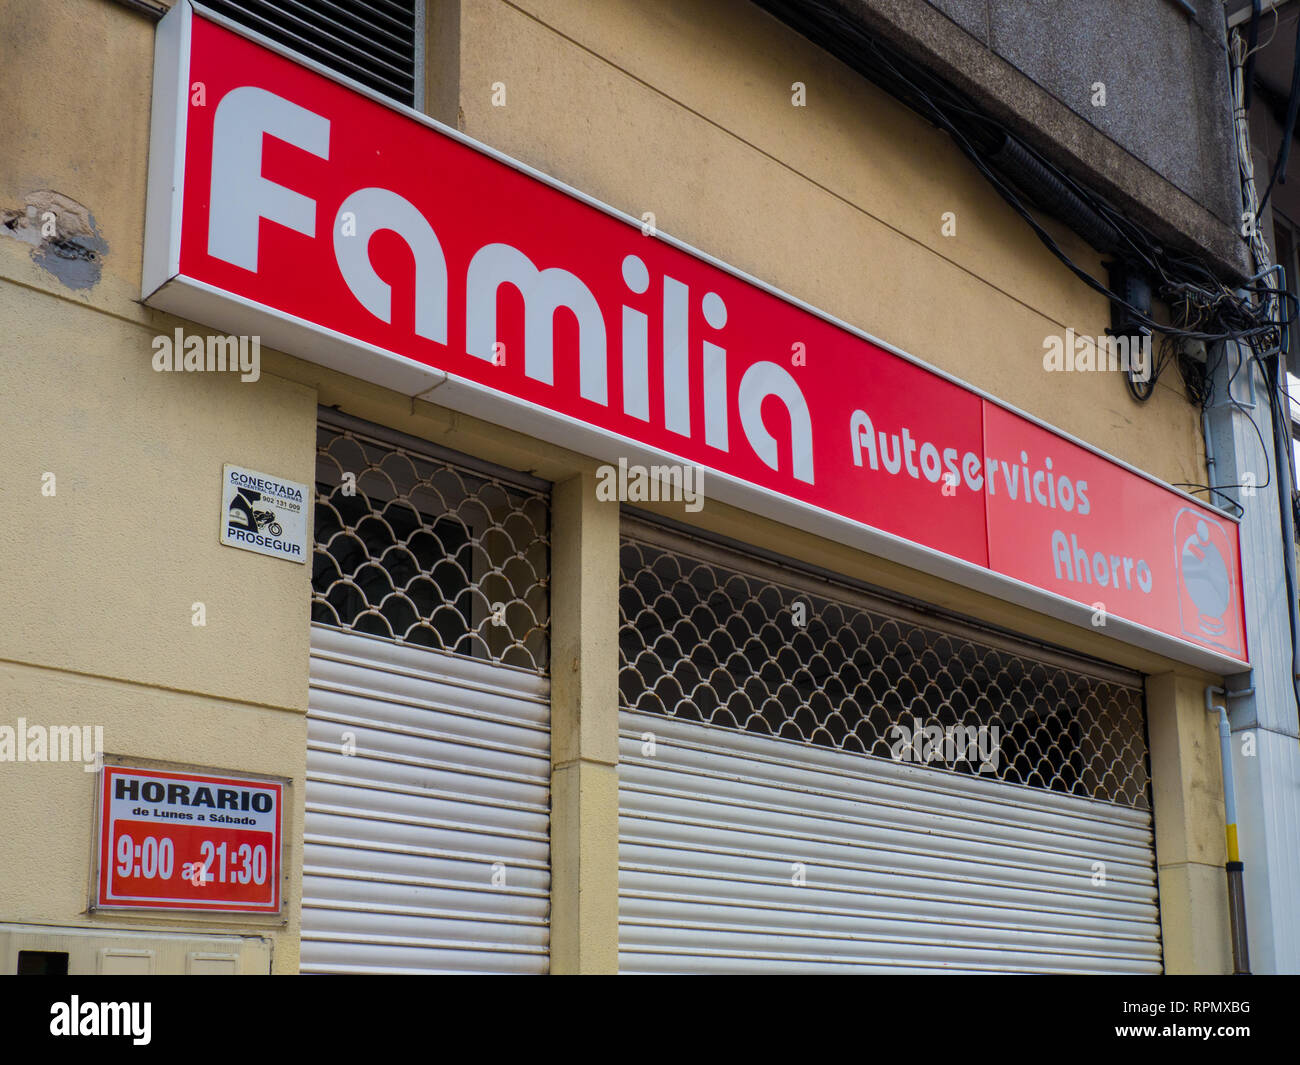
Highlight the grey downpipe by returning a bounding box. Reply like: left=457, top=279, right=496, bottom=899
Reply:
left=1203, top=402, right=1217, bottom=490
left=1207, top=685, right=1254, bottom=975
left=1268, top=351, right=1300, bottom=718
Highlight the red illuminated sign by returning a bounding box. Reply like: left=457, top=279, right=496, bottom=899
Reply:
left=95, top=765, right=283, bottom=913
left=142, top=3, right=1248, bottom=670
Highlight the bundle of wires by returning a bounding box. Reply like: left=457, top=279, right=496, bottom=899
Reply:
left=754, top=0, right=1300, bottom=554
left=755, top=0, right=1300, bottom=729
left=756, top=0, right=1292, bottom=361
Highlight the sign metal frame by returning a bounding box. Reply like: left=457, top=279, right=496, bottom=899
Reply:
left=91, top=760, right=287, bottom=916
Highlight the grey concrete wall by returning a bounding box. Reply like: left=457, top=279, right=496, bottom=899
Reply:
left=932, top=0, right=1239, bottom=228
left=767, top=0, right=1250, bottom=279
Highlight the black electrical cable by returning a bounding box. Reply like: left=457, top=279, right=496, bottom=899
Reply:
left=1126, top=332, right=1178, bottom=403
left=759, top=0, right=1288, bottom=349
left=1253, top=340, right=1300, bottom=721
left=1233, top=344, right=1275, bottom=495
left=1195, top=337, right=1276, bottom=505
left=857, top=33, right=1273, bottom=342
left=1171, top=484, right=1247, bottom=517
left=759, top=0, right=1300, bottom=727
left=937, top=118, right=1274, bottom=343
left=1178, top=346, right=1211, bottom=407
left=1258, top=10, right=1300, bottom=217
left=1244, top=0, right=1262, bottom=112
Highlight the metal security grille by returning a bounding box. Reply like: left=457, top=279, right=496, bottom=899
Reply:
left=313, top=413, right=549, bottom=672
left=619, top=522, right=1149, bottom=809
left=304, top=412, right=551, bottom=973
left=617, top=517, right=1160, bottom=974
left=205, top=0, right=423, bottom=105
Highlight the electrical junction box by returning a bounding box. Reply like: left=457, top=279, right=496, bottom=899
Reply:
left=0, top=923, right=272, bottom=974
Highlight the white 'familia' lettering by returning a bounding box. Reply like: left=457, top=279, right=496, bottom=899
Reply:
left=206, top=87, right=815, bottom=486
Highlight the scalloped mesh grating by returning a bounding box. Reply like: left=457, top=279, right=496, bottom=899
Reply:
left=620, top=536, right=1150, bottom=810
left=312, top=422, right=550, bottom=672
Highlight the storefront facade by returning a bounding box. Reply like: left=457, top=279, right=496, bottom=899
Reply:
left=1, top=0, right=1242, bottom=973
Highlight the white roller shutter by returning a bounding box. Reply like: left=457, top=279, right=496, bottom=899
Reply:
left=619, top=711, right=1160, bottom=974
left=303, top=626, right=550, bottom=974
left=617, top=519, right=1161, bottom=974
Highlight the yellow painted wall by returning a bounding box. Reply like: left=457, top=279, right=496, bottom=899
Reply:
left=442, top=0, right=1231, bottom=969
left=451, top=0, right=1207, bottom=491
left=0, top=0, right=309, bottom=972
left=0, top=0, right=1230, bottom=971
left=1146, top=672, right=1233, bottom=973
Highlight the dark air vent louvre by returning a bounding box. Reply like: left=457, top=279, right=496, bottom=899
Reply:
left=204, top=0, right=420, bottom=106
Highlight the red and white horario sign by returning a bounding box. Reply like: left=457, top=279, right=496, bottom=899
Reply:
left=144, top=3, right=1248, bottom=671
left=95, top=765, right=283, bottom=913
